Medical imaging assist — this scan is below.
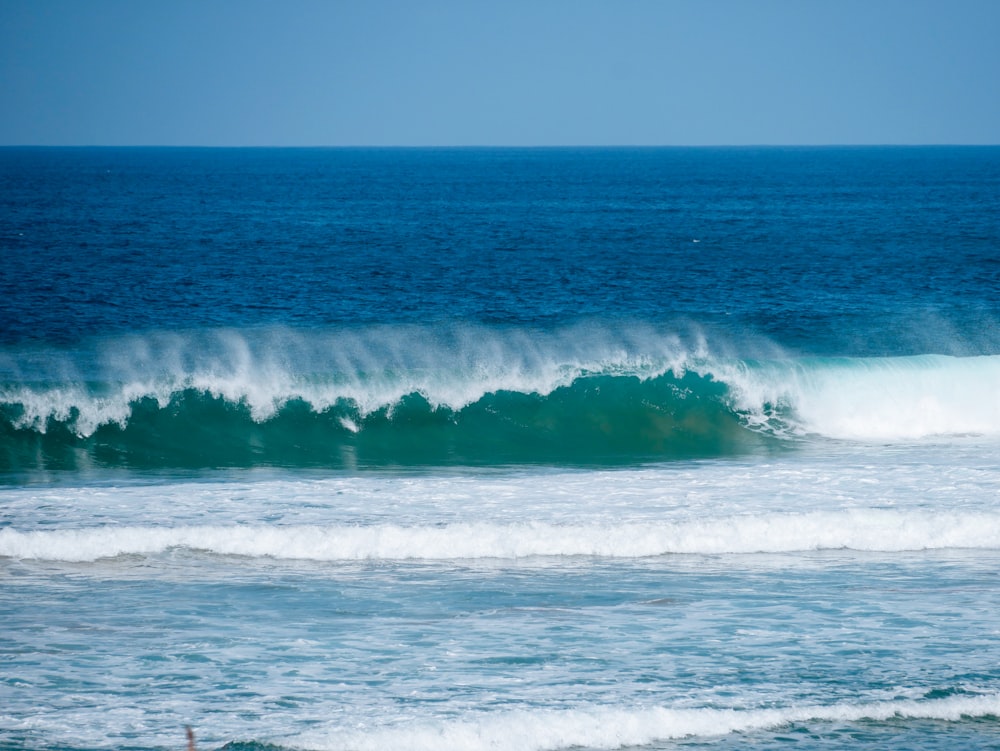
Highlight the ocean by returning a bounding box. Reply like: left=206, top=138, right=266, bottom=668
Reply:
left=1, top=146, right=999, bottom=751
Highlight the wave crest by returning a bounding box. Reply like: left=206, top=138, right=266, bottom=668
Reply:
left=2, top=326, right=999, bottom=471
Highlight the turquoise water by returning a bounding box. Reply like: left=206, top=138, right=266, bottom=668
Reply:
left=1, top=147, right=999, bottom=750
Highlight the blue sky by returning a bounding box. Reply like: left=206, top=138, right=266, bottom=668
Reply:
left=2, top=0, right=998, bottom=146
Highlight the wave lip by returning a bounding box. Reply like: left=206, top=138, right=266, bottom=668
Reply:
left=0, top=324, right=700, bottom=434
left=291, top=693, right=1000, bottom=751
left=4, top=510, right=999, bottom=562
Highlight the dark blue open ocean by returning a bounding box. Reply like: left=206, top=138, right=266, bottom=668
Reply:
left=2, top=147, right=999, bottom=751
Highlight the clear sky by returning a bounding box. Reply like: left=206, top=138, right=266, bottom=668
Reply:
left=2, top=0, right=998, bottom=146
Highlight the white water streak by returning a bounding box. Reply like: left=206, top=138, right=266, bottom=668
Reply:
left=3, top=510, right=999, bottom=562
left=294, top=693, right=1000, bottom=751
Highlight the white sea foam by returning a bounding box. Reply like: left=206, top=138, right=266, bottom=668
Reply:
left=293, top=693, right=1000, bottom=751
left=724, top=354, right=1000, bottom=441
left=3, top=509, right=998, bottom=562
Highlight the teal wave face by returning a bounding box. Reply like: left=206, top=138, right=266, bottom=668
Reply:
left=0, top=372, right=772, bottom=472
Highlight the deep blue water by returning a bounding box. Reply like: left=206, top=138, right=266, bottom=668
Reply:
left=1, top=147, right=999, bottom=751
left=3, top=147, right=998, bottom=352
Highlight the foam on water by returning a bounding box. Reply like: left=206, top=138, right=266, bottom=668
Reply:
left=724, top=354, right=1000, bottom=441
left=293, top=694, right=1000, bottom=751
left=4, top=509, right=999, bottom=561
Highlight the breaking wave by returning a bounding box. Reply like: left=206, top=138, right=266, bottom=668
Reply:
left=1, top=325, right=998, bottom=471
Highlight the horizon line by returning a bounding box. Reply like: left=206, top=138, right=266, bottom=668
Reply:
left=2, top=142, right=998, bottom=149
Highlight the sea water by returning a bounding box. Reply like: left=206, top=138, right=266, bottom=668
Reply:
left=1, top=147, right=999, bottom=751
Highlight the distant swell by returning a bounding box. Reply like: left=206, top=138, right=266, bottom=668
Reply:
left=2, top=326, right=999, bottom=472
left=4, top=510, right=999, bottom=561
